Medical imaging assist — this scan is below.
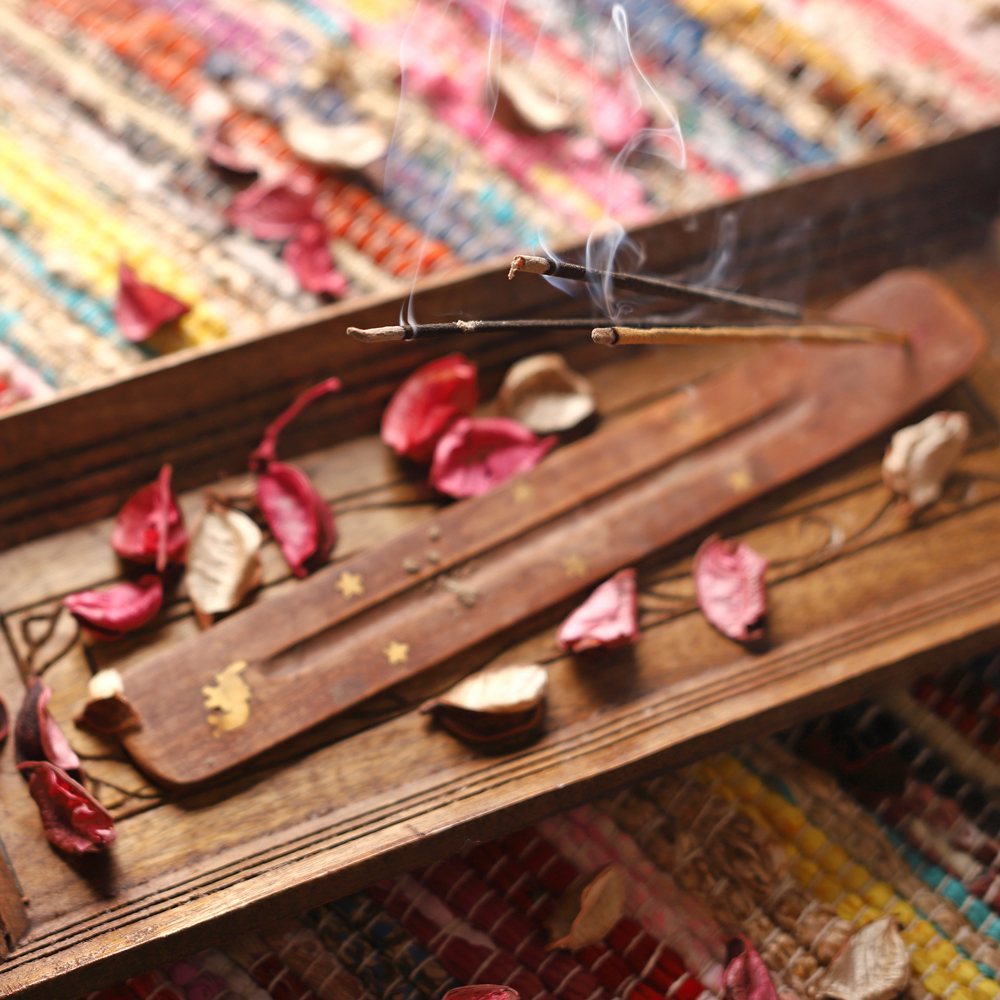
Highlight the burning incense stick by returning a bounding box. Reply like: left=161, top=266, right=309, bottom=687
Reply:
left=348, top=316, right=680, bottom=342
left=591, top=323, right=907, bottom=347
left=509, top=253, right=803, bottom=319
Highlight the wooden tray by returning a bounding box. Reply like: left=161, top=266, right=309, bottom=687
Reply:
left=1, top=127, right=999, bottom=998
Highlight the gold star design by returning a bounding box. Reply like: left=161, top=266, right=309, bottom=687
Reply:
left=513, top=481, right=535, bottom=503
left=336, top=570, right=365, bottom=599
left=727, top=467, right=753, bottom=493
left=384, top=640, right=410, bottom=665
left=562, top=554, right=588, bottom=578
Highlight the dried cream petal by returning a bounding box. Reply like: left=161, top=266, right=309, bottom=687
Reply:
left=436, top=663, right=547, bottom=715
left=882, top=411, right=969, bottom=510
left=548, top=864, right=627, bottom=950
left=498, top=353, right=595, bottom=434
left=187, top=505, right=263, bottom=619
left=282, top=117, right=388, bottom=170
left=816, top=917, right=909, bottom=1000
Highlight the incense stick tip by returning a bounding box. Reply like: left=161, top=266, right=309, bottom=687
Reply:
left=347, top=325, right=407, bottom=342
left=591, top=327, right=619, bottom=346
left=509, top=254, right=552, bottom=279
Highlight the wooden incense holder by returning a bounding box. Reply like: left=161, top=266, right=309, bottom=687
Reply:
left=121, top=270, right=985, bottom=788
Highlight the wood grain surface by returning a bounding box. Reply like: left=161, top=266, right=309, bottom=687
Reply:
left=0, top=130, right=998, bottom=998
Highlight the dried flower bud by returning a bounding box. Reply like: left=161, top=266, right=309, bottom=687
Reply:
left=381, top=354, right=478, bottom=463
left=251, top=378, right=341, bottom=577
left=443, top=989, right=520, bottom=1000
left=74, top=668, right=141, bottom=736
left=882, top=410, right=969, bottom=510
left=724, top=937, right=779, bottom=1000
left=15, top=678, right=82, bottom=782
left=283, top=219, right=348, bottom=297
left=422, top=663, right=547, bottom=748
left=430, top=417, right=555, bottom=498
left=815, top=917, right=909, bottom=1000
left=187, top=502, right=263, bottom=625
left=18, top=762, right=116, bottom=855
left=63, top=575, right=164, bottom=641
left=547, top=864, right=627, bottom=950
left=227, top=179, right=317, bottom=240
left=694, top=534, right=768, bottom=645
left=112, top=463, right=187, bottom=571
left=282, top=116, right=389, bottom=170
left=557, top=568, right=637, bottom=652
left=498, top=353, right=596, bottom=434
left=115, top=263, right=190, bottom=343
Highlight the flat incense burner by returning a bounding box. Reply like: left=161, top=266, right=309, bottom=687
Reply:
left=121, top=269, right=984, bottom=788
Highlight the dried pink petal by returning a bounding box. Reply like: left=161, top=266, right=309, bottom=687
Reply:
left=557, top=569, right=638, bottom=653
left=227, top=178, right=317, bottom=240
left=429, top=417, right=555, bottom=498
left=693, top=534, right=768, bottom=645
left=443, top=989, right=520, bottom=1000
left=724, top=937, right=779, bottom=1000
left=251, top=379, right=341, bottom=577
left=882, top=410, right=969, bottom=510
left=15, top=678, right=83, bottom=781
left=283, top=219, right=348, bottom=297
left=548, top=864, right=627, bottom=950
left=381, top=354, right=478, bottom=463
left=815, top=917, right=909, bottom=1000
left=112, top=463, right=187, bottom=571
left=114, top=263, right=190, bottom=343
left=63, top=575, right=164, bottom=641
left=18, top=762, right=116, bottom=855
left=74, top=669, right=141, bottom=736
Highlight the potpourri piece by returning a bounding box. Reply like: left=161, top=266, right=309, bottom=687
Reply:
left=114, top=263, right=191, bottom=343
left=282, top=219, right=348, bottom=298
left=557, top=568, right=638, bottom=652
left=226, top=178, right=317, bottom=241
left=882, top=410, right=970, bottom=511
left=723, top=937, right=779, bottom=1000
left=443, top=988, right=520, bottom=1000
left=18, top=762, right=116, bottom=856
left=498, top=353, right=596, bottom=434
left=693, top=535, right=768, bottom=645
left=815, top=917, right=909, bottom=1000
left=74, top=669, right=141, bottom=737
left=546, top=863, right=627, bottom=951
left=111, top=464, right=187, bottom=572
left=63, top=576, right=164, bottom=642
left=14, top=679, right=82, bottom=781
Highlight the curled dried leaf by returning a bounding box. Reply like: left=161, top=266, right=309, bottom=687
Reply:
left=74, top=668, right=141, bottom=736
left=251, top=379, right=341, bottom=577
left=443, top=988, right=520, bottom=1000
left=63, top=575, right=163, bottom=641
left=498, top=353, right=596, bottom=434
left=882, top=410, right=969, bottom=511
left=112, top=463, right=187, bottom=571
left=547, top=864, right=627, bottom=951
left=381, top=354, right=478, bottom=463
left=422, top=663, right=547, bottom=748
left=18, top=762, right=116, bottom=855
left=283, top=219, right=348, bottom=297
left=227, top=179, right=317, bottom=240
left=815, top=917, right=909, bottom=1000
left=187, top=502, right=263, bottom=624
left=724, top=937, right=779, bottom=1000
left=114, top=263, right=190, bottom=343
left=15, top=678, right=82, bottom=781
left=282, top=116, right=389, bottom=170
left=693, top=534, right=768, bottom=645
left=430, top=417, right=556, bottom=498
left=557, top=568, right=637, bottom=653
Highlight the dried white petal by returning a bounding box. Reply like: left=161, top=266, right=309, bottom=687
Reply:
left=187, top=505, right=263, bottom=620
left=494, top=67, right=575, bottom=132
left=548, top=864, right=627, bottom=950
left=88, top=669, right=124, bottom=701
left=498, top=354, right=596, bottom=434
left=882, top=411, right=969, bottom=510
left=282, top=117, right=388, bottom=171
left=816, top=917, right=909, bottom=1000
left=435, top=663, right=547, bottom=715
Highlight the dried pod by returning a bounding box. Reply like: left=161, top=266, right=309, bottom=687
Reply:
left=115, top=263, right=190, bottom=343
left=815, top=917, right=909, bottom=1000
left=187, top=501, right=264, bottom=625
left=283, top=219, right=348, bottom=297
left=498, top=353, right=596, bottom=434
left=430, top=417, right=556, bottom=499
left=381, top=354, right=478, bottom=463
left=112, top=463, right=187, bottom=571
left=422, top=663, right=547, bottom=748
left=557, top=568, right=638, bottom=653
left=250, top=378, right=341, bottom=577
left=444, top=987, right=520, bottom=1000
left=882, top=410, right=970, bottom=510
left=547, top=864, right=627, bottom=950
left=693, top=534, right=768, bottom=645
left=723, top=937, right=779, bottom=1000
left=227, top=179, right=317, bottom=240
left=18, top=762, right=116, bottom=855
left=15, top=678, right=82, bottom=782
left=74, top=668, right=141, bottom=736
left=63, top=575, right=164, bottom=641
left=282, top=116, right=389, bottom=170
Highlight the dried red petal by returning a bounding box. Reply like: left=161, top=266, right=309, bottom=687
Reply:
left=226, top=179, right=317, bottom=240
left=724, top=937, right=779, bottom=1000
left=693, top=534, right=768, bottom=644
left=444, top=989, right=520, bottom=1000
left=15, top=678, right=83, bottom=782
left=283, top=219, right=348, bottom=297
left=115, top=263, right=190, bottom=343
left=381, top=354, right=478, bottom=463
left=429, top=417, right=555, bottom=498
left=250, top=379, right=341, bottom=576
left=18, top=762, right=116, bottom=855
left=557, top=568, right=638, bottom=652
left=112, top=463, right=187, bottom=571
left=63, top=575, right=164, bottom=641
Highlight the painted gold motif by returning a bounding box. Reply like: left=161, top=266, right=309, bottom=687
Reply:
left=202, top=660, right=252, bottom=735
left=336, top=570, right=365, bottom=599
